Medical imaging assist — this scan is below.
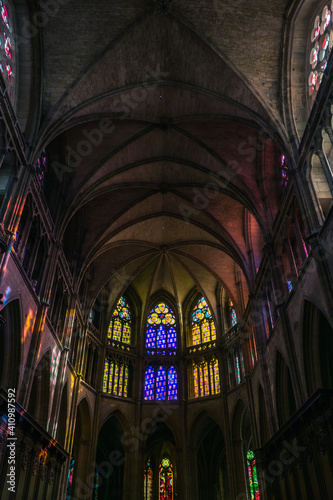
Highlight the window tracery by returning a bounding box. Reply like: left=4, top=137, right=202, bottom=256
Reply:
left=229, top=299, right=237, bottom=327
left=191, top=297, right=216, bottom=345
left=144, top=364, right=178, bottom=401
left=146, top=302, right=177, bottom=355
left=144, top=460, right=153, bottom=500
left=108, top=296, right=131, bottom=347
left=191, top=356, right=220, bottom=398
left=308, top=3, right=333, bottom=99
left=103, top=357, right=129, bottom=397
left=0, top=1, right=14, bottom=90
left=247, top=450, right=260, bottom=499
left=159, top=458, right=173, bottom=500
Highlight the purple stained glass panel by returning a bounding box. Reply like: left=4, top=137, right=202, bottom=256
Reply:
left=157, top=325, right=167, bottom=349
left=168, top=366, right=177, bottom=400
left=156, top=366, right=166, bottom=400
left=167, top=326, right=177, bottom=348
left=144, top=366, right=155, bottom=400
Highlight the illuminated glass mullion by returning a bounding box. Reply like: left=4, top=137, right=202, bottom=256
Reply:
left=113, top=363, right=119, bottom=395
left=124, top=366, right=128, bottom=397
left=209, top=363, right=214, bottom=395
left=203, top=361, right=209, bottom=396
left=144, top=366, right=155, bottom=400
left=193, top=365, right=199, bottom=398
left=235, top=355, right=241, bottom=384
left=118, top=364, right=124, bottom=397
left=199, top=364, right=204, bottom=397
left=108, top=362, right=114, bottom=394
left=168, top=366, right=177, bottom=400
left=103, top=359, right=109, bottom=393
left=214, top=359, right=220, bottom=394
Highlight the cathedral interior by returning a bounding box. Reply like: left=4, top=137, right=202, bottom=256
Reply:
left=1, top=0, right=333, bottom=498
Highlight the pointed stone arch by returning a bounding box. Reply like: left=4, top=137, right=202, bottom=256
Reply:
left=100, top=407, right=133, bottom=439
left=189, top=409, right=224, bottom=446
left=95, top=411, right=128, bottom=500
left=231, top=399, right=257, bottom=499
left=194, top=413, right=228, bottom=500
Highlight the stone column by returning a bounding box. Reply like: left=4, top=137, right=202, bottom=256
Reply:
left=250, top=293, right=277, bottom=436
left=264, top=241, right=305, bottom=406
left=19, top=300, right=49, bottom=409
left=289, top=164, right=323, bottom=236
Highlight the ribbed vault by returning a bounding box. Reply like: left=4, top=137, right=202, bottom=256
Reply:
left=37, top=7, right=285, bottom=322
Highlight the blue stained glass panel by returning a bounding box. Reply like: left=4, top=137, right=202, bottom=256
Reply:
left=168, top=366, right=177, bottom=400
left=146, top=326, right=156, bottom=348
left=145, top=366, right=155, bottom=400
left=146, top=302, right=177, bottom=354
left=156, top=325, right=167, bottom=349
left=156, top=366, right=166, bottom=400
left=167, top=326, right=177, bottom=349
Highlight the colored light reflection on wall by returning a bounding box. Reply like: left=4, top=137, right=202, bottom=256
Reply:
left=50, top=346, right=60, bottom=405
left=3, top=286, right=11, bottom=305
left=23, top=308, right=36, bottom=343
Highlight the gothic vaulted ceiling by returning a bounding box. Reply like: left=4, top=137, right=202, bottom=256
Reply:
left=27, top=0, right=295, bottom=320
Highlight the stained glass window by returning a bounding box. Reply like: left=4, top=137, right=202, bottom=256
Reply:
left=144, top=365, right=178, bottom=401
left=308, top=5, right=333, bottom=100
left=36, top=150, right=47, bottom=188
left=66, top=455, right=75, bottom=500
left=146, top=303, right=177, bottom=354
left=191, top=357, right=220, bottom=398
left=103, top=358, right=129, bottom=398
left=247, top=450, right=260, bottom=500
left=168, top=366, right=178, bottom=400
left=159, top=458, right=173, bottom=500
left=156, top=366, right=166, bottom=400
left=229, top=299, right=237, bottom=327
left=191, top=297, right=216, bottom=345
left=235, top=355, right=241, bottom=384
left=241, top=352, right=245, bottom=377
left=193, top=365, right=199, bottom=398
left=287, top=280, right=293, bottom=293
left=214, top=358, right=220, bottom=393
left=281, top=155, right=288, bottom=187
left=88, top=309, right=94, bottom=324
left=93, top=469, right=99, bottom=500
left=0, top=2, right=14, bottom=89
left=108, top=296, right=131, bottom=345
left=144, top=460, right=153, bottom=500
left=144, top=366, right=155, bottom=401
